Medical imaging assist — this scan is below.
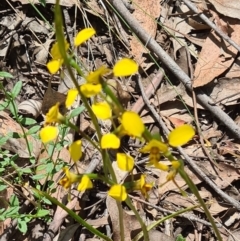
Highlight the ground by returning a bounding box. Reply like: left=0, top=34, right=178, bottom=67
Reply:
left=0, top=0, right=240, bottom=240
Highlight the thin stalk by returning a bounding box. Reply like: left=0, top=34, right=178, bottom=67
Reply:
left=54, top=1, right=102, bottom=141
left=133, top=204, right=200, bottom=241
left=2, top=88, right=32, bottom=158
left=178, top=166, right=222, bottom=241
left=36, top=189, right=113, bottom=241
left=125, top=197, right=149, bottom=241
left=116, top=201, right=124, bottom=241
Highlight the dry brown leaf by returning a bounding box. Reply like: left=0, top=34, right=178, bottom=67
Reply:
left=208, top=0, right=240, bottom=20
left=18, top=99, right=42, bottom=118
left=130, top=0, right=160, bottom=66
left=148, top=230, right=175, bottom=241
left=209, top=198, right=228, bottom=215
left=202, top=127, right=222, bottom=139
left=199, top=161, right=240, bottom=189
left=205, top=77, right=240, bottom=106
left=168, top=116, right=189, bottom=127
left=225, top=57, right=240, bottom=78
left=85, top=0, right=105, bottom=17
left=172, top=4, right=194, bottom=58
left=193, top=17, right=240, bottom=87
left=165, top=192, right=227, bottom=215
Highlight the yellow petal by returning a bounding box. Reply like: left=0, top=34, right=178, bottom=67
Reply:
left=74, top=28, right=96, bottom=46
left=77, top=175, right=93, bottom=191
left=86, top=66, right=110, bottom=84
left=45, top=102, right=63, bottom=124
left=80, top=83, right=102, bottom=98
left=66, top=89, right=78, bottom=108
left=47, top=59, right=62, bottom=74
left=59, top=167, right=80, bottom=189
left=92, top=102, right=112, bottom=120
left=116, top=153, right=134, bottom=171
left=101, top=133, right=120, bottom=149
left=121, top=111, right=144, bottom=137
left=172, top=160, right=181, bottom=169
left=113, top=58, right=138, bottom=77
left=40, top=126, right=58, bottom=143
left=69, top=140, right=82, bottom=162
left=140, top=139, right=168, bottom=153
left=154, top=162, right=169, bottom=171
left=168, top=124, right=195, bottom=147
left=108, top=184, right=127, bottom=202
left=50, top=40, right=69, bottom=59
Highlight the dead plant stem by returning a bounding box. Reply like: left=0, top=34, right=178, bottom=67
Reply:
left=184, top=46, right=220, bottom=171
left=136, top=74, right=240, bottom=210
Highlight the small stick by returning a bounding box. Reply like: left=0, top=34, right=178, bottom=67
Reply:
left=131, top=70, right=164, bottom=113
left=137, top=74, right=240, bottom=210
left=184, top=46, right=221, bottom=171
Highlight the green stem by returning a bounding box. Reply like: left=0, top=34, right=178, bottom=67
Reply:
left=133, top=204, right=200, bottom=241
left=116, top=201, right=125, bottom=241
left=101, top=80, right=124, bottom=113
left=125, top=197, right=149, bottom=241
left=2, top=88, right=32, bottom=159
left=102, top=150, right=117, bottom=183
left=178, top=166, right=222, bottom=241
left=54, top=1, right=102, bottom=141
left=36, top=189, right=112, bottom=241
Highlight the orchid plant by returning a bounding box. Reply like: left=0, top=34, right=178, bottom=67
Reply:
left=36, top=1, right=222, bottom=240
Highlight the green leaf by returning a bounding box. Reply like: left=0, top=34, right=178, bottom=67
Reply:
left=32, top=174, right=47, bottom=180
left=11, top=81, right=22, bottom=99
left=20, top=117, right=37, bottom=126
left=37, top=209, right=50, bottom=217
left=0, top=101, right=9, bottom=111
left=69, top=106, right=85, bottom=119
left=175, top=234, right=186, bottom=241
left=0, top=136, right=9, bottom=145
left=17, top=218, right=28, bottom=234
left=9, top=194, right=19, bottom=206
left=38, top=0, right=46, bottom=6
left=0, top=72, right=13, bottom=78
left=41, top=197, right=52, bottom=205
left=4, top=206, right=19, bottom=217
left=46, top=162, right=54, bottom=173
left=8, top=101, right=18, bottom=116
left=29, top=156, right=36, bottom=164
left=0, top=185, right=7, bottom=192
left=27, top=125, right=41, bottom=135
left=36, top=163, right=47, bottom=171
left=21, top=168, right=32, bottom=174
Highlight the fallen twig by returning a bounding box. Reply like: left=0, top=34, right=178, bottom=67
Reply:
left=137, top=74, right=240, bottom=210
left=106, top=0, right=240, bottom=139
left=181, top=0, right=240, bottom=53
left=131, top=69, right=164, bottom=113
left=129, top=195, right=222, bottom=228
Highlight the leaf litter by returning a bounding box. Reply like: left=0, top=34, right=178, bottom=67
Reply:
left=1, top=0, right=240, bottom=240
